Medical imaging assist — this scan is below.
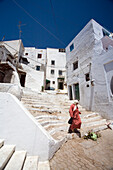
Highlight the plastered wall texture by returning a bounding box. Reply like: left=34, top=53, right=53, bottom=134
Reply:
left=0, top=92, right=63, bottom=161
left=46, top=48, right=66, bottom=90
left=66, top=19, right=113, bottom=120
left=22, top=64, right=44, bottom=92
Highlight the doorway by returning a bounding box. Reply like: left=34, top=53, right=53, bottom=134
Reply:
left=20, top=74, right=26, bottom=87
left=74, top=83, right=80, bottom=100
left=68, top=85, right=73, bottom=100
left=58, top=82, right=63, bottom=89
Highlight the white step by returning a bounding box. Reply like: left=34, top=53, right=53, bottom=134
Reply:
left=82, top=112, right=99, bottom=119
left=0, top=145, right=15, bottom=170
left=35, top=115, right=63, bottom=120
left=38, top=161, right=50, bottom=170
left=5, top=151, right=26, bottom=170
left=82, top=119, right=107, bottom=128
left=28, top=108, right=61, bottom=113
left=23, top=156, right=39, bottom=170
left=49, top=126, right=69, bottom=135
left=40, top=120, right=66, bottom=127
left=81, top=115, right=102, bottom=122
left=0, top=139, right=4, bottom=148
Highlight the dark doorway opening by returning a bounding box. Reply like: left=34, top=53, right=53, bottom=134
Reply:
left=74, top=83, right=80, bottom=100
left=20, top=74, right=26, bottom=87
left=69, top=86, right=73, bottom=100
left=58, top=82, right=63, bottom=89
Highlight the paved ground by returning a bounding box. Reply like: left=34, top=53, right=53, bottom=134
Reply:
left=50, top=129, right=113, bottom=170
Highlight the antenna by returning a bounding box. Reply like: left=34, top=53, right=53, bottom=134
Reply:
left=2, top=36, right=5, bottom=41
left=18, top=21, right=26, bottom=39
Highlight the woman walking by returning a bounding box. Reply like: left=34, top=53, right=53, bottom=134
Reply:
left=68, top=100, right=82, bottom=134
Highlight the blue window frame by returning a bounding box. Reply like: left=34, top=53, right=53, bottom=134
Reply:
left=70, top=43, right=74, bottom=52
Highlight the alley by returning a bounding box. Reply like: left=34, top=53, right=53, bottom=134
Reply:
left=50, top=129, right=113, bottom=170
left=21, top=90, right=113, bottom=169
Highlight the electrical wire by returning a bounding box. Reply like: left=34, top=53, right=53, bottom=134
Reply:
left=1, top=42, right=66, bottom=69
left=49, top=0, right=58, bottom=34
left=12, top=0, right=65, bottom=46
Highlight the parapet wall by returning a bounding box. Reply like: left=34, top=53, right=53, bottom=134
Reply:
left=0, top=92, right=61, bottom=161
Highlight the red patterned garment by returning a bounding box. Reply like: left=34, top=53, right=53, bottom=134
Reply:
left=69, top=104, right=81, bottom=130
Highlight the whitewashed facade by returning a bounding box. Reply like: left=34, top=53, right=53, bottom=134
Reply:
left=23, top=47, right=46, bottom=91
left=46, top=48, right=66, bottom=90
left=23, top=47, right=67, bottom=91
left=0, top=40, right=25, bottom=99
left=66, top=19, right=113, bottom=119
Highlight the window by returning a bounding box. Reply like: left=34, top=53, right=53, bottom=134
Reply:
left=51, top=69, right=54, bottom=74
left=73, top=61, right=78, bottom=70
left=36, top=65, right=40, bottom=71
left=53, top=81, right=55, bottom=84
left=85, top=73, right=90, bottom=81
left=37, top=54, right=42, bottom=58
left=59, top=49, right=65, bottom=52
left=102, top=28, right=110, bottom=37
left=70, top=43, right=74, bottom=52
left=25, top=53, right=28, bottom=55
left=51, top=60, right=55, bottom=65
left=59, top=70, right=62, bottom=75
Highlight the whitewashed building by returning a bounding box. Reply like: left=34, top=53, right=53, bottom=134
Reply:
left=0, top=39, right=25, bottom=99
left=66, top=19, right=113, bottom=119
left=23, top=47, right=46, bottom=91
left=46, top=48, right=66, bottom=91
left=23, top=47, right=67, bottom=92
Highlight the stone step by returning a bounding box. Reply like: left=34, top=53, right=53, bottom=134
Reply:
left=22, top=100, right=52, bottom=105
left=25, top=105, right=60, bottom=110
left=0, top=145, right=15, bottom=170
left=82, top=119, right=107, bottom=128
left=81, top=115, right=102, bottom=122
left=81, top=125, right=108, bottom=137
left=5, top=151, right=27, bottom=170
left=35, top=115, right=64, bottom=120
left=40, top=120, right=66, bottom=127
left=28, top=108, right=61, bottom=114
left=38, top=161, right=50, bottom=170
left=45, top=123, right=68, bottom=131
left=23, top=156, right=39, bottom=170
left=49, top=126, right=69, bottom=135
left=81, top=112, right=99, bottom=118
left=21, top=98, right=44, bottom=102
left=0, top=139, right=4, bottom=148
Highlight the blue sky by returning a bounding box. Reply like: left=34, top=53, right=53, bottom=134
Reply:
left=0, top=0, right=113, bottom=49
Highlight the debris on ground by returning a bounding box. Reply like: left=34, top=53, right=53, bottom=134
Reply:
left=84, top=131, right=101, bottom=141
left=106, top=122, right=113, bottom=130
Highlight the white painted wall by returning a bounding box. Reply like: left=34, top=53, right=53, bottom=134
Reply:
left=91, top=47, right=113, bottom=119
left=46, top=48, right=66, bottom=90
left=22, top=64, right=44, bottom=92
left=0, top=92, right=62, bottom=161
left=66, top=19, right=113, bottom=120
left=66, top=19, right=94, bottom=107
left=24, top=47, right=46, bottom=70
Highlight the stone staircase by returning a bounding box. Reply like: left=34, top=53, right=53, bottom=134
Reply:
left=21, top=91, right=108, bottom=141
left=0, top=139, right=39, bottom=170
